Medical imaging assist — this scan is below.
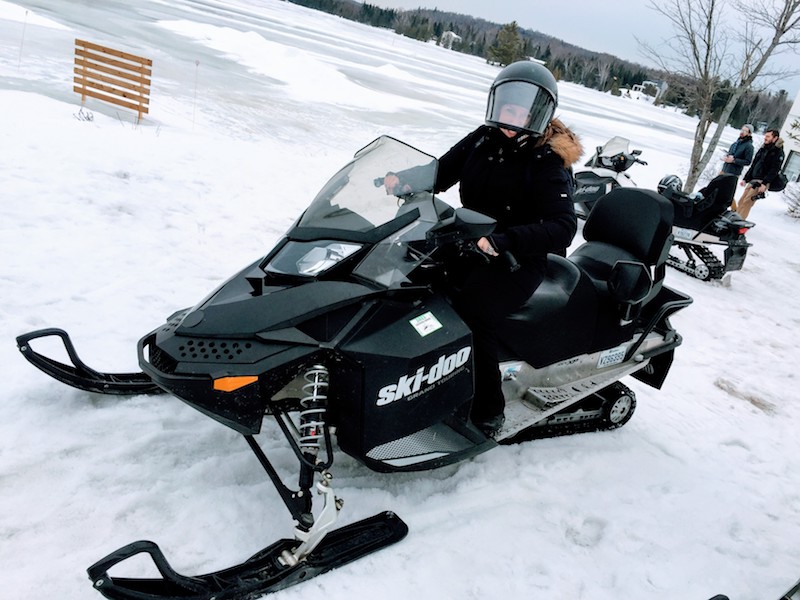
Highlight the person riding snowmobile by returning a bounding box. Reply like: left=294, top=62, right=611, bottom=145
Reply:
left=386, top=61, right=583, bottom=435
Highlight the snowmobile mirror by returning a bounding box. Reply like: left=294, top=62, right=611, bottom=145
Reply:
left=607, top=260, right=652, bottom=306
left=426, top=207, right=495, bottom=245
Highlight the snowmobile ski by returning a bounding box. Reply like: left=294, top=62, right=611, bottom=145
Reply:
left=88, top=511, right=407, bottom=600
left=16, top=328, right=161, bottom=395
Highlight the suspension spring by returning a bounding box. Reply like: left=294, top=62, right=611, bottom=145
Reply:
left=299, top=364, right=329, bottom=454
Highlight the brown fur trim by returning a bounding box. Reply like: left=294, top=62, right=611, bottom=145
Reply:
left=537, top=118, right=584, bottom=166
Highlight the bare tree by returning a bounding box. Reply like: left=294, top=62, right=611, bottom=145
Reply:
left=642, top=0, right=800, bottom=191
left=597, top=59, right=613, bottom=91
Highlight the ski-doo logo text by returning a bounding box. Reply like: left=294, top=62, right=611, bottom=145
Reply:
left=376, top=346, right=471, bottom=406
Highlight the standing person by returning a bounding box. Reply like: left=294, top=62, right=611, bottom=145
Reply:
left=721, top=123, right=755, bottom=177
left=735, top=129, right=785, bottom=220
left=385, top=61, right=582, bottom=436
left=721, top=124, right=754, bottom=210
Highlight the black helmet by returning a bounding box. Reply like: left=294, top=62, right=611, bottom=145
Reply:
left=485, top=61, right=558, bottom=137
left=657, top=174, right=683, bottom=195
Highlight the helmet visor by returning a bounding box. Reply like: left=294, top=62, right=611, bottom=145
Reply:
left=485, top=80, right=556, bottom=136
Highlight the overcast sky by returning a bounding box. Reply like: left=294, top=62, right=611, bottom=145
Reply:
left=371, top=0, right=800, bottom=97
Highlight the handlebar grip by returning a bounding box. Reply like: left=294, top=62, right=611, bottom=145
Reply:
left=500, top=251, right=520, bottom=272
left=373, top=176, right=385, bottom=187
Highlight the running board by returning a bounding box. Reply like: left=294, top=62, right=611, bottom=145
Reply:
left=497, top=355, right=646, bottom=441
left=16, top=328, right=161, bottom=395
left=87, top=511, right=408, bottom=600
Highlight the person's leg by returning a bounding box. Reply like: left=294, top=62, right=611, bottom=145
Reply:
left=737, top=186, right=757, bottom=219
left=452, top=263, right=542, bottom=423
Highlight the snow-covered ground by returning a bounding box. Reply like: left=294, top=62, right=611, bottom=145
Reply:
left=1, top=1, right=798, bottom=599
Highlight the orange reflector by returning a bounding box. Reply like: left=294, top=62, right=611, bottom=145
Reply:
left=213, top=376, right=258, bottom=392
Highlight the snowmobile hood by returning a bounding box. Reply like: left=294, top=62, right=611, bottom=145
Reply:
left=176, top=280, right=377, bottom=337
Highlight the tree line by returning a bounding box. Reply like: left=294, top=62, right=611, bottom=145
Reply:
left=285, top=0, right=792, bottom=135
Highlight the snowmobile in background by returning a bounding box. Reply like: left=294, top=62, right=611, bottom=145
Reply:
left=574, top=137, right=755, bottom=282
left=16, top=136, right=692, bottom=600
left=657, top=173, right=755, bottom=281
left=573, top=136, right=648, bottom=219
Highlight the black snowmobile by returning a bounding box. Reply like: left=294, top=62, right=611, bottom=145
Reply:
left=16, top=136, right=692, bottom=600
left=658, top=173, right=755, bottom=281
left=573, top=136, right=648, bottom=219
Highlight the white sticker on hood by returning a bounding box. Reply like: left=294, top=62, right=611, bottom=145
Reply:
left=409, top=312, right=442, bottom=337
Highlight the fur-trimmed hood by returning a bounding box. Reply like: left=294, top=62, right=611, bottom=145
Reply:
left=537, top=117, right=584, bottom=167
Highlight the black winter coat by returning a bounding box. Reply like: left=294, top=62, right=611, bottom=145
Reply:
left=743, top=139, right=785, bottom=187
left=434, top=121, right=583, bottom=266
left=720, top=136, right=754, bottom=177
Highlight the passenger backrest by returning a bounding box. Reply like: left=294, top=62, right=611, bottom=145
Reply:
left=672, top=174, right=737, bottom=229
left=570, top=187, right=675, bottom=323
left=583, top=187, right=675, bottom=267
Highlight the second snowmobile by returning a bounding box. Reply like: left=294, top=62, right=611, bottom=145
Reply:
left=16, top=136, right=692, bottom=600
left=573, top=136, right=648, bottom=219
left=574, top=136, right=756, bottom=282
left=658, top=173, right=755, bottom=281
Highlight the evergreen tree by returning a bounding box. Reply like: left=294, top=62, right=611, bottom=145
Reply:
left=487, top=22, right=526, bottom=66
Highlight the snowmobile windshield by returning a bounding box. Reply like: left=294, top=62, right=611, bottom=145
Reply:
left=597, top=137, right=630, bottom=164
left=599, top=137, right=630, bottom=155
left=296, top=136, right=440, bottom=237
left=271, top=137, right=448, bottom=288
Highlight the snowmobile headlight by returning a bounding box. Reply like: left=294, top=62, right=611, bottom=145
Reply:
left=265, top=241, right=362, bottom=277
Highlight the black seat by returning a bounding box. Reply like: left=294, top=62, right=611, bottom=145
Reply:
left=569, top=187, right=674, bottom=349
left=571, top=187, right=674, bottom=295
left=672, top=174, right=737, bottom=231
left=499, top=254, right=596, bottom=367
left=499, top=188, right=675, bottom=365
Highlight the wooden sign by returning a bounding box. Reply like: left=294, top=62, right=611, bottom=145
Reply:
left=73, top=39, right=152, bottom=122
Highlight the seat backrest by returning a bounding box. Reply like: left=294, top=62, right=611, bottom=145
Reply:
left=672, top=173, right=737, bottom=230
left=583, top=187, right=674, bottom=267
left=697, top=173, right=737, bottom=218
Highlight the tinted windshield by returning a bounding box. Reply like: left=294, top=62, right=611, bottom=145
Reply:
left=269, top=137, right=447, bottom=289
left=297, top=136, right=439, bottom=234
left=599, top=136, right=630, bottom=156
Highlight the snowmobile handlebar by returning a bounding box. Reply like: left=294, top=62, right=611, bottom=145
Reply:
left=500, top=249, right=520, bottom=272
left=455, top=239, right=520, bottom=272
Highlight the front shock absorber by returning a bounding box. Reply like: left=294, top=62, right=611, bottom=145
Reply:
left=299, top=364, right=329, bottom=457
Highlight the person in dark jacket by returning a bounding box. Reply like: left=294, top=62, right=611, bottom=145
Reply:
left=735, top=129, right=785, bottom=220
left=385, top=61, right=583, bottom=436
left=721, top=124, right=754, bottom=177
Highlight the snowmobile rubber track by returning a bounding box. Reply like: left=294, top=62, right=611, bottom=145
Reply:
left=88, top=511, right=408, bottom=600
left=499, top=382, right=636, bottom=444
left=16, top=328, right=162, bottom=395
left=667, top=243, right=726, bottom=281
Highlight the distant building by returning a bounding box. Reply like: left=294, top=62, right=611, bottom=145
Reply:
left=630, top=79, right=668, bottom=102
left=779, top=89, right=800, bottom=183
left=440, top=31, right=462, bottom=50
